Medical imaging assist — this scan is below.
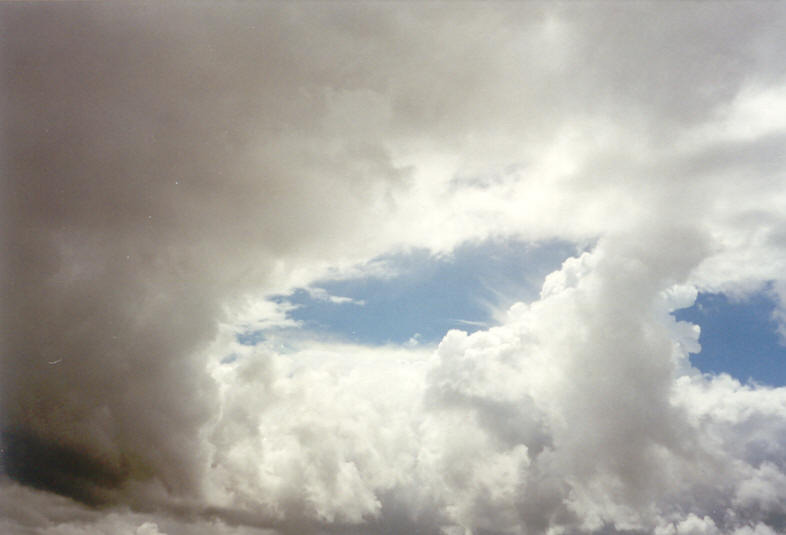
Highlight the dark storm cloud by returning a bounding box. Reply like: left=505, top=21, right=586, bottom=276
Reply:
left=1, top=1, right=412, bottom=505
left=1, top=429, right=126, bottom=506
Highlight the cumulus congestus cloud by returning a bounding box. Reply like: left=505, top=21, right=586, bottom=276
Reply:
left=2, top=2, right=786, bottom=535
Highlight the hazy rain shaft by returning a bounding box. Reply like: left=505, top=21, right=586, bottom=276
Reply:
left=3, top=3, right=786, bottom=535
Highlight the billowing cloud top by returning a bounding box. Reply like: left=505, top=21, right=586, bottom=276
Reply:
left=2, top=2, right=786, bottom=535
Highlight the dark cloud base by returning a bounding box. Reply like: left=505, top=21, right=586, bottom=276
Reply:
left=1, top=429, right=125, bottom=506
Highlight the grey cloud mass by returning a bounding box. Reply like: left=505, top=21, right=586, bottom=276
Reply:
left=3, top=2, right=786, bottom=535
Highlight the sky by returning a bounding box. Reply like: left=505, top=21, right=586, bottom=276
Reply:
left=261, top=240, right=577, bottom=346
left=675, top=290, right=786, bottom=387
left=2, top=3, right=786, bottom=535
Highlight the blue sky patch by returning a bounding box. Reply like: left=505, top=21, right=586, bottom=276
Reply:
left=268, top=239, right=577, bottom=346
left=236, top=330, right=266, bottom=346
left=674, top=289, right=786, bottom=387
left=220, top=353, right=239, bottom=365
